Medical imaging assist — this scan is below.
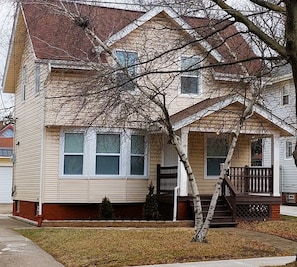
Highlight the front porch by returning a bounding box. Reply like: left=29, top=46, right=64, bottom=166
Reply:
left=156, top=165, right=281, bottom=225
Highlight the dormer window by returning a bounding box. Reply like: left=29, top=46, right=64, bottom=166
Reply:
left=181, top=56, right=200, bottom=94
left=115, top=50, right=138, bottom=91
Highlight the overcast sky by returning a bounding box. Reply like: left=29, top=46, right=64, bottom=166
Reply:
left=0, top=1, right=15, bottom=118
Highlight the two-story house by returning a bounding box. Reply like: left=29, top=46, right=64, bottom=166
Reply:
left=3, top=1, right=296, bottom=226
left=263, top=64, right=297, bottom=205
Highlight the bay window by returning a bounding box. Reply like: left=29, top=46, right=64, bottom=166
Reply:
left=61, top=130, right=147, bottom=177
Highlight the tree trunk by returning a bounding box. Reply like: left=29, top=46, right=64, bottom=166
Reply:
left=285, top=0, right=297, bottom=165
left=192, top=98, right=255, bottom=242
left=169, top=133, right=204, bottom=233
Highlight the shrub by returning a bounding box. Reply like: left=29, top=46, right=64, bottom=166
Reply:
left=143, top=182, right=160, bottom=220
left=100, top=196, right=114, bottom=219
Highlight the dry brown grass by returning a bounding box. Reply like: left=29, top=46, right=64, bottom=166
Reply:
left=238, top=215, right=297, bottom=242
left=18, top=226, right=293, bottom=267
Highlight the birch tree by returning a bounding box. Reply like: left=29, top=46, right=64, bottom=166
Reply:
left=16, top=0, right=268, bottom=242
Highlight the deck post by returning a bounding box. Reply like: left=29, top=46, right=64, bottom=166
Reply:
left=272, top=134, right=280, bottom=196
left=178, top=127, right=189, bottom=196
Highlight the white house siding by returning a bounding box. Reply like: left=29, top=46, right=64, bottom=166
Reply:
left=263, top=77, right=297, bottom=195
left=13, top=36, right=44, bottom=202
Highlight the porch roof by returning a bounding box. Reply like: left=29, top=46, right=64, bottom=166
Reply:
left=170, top=95, right=296, bottom=137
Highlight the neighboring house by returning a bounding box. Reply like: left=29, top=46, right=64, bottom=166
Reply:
left=2, top=1, right=296, bottom=225
left=0, top=123, right=14, bottom=204
left=263, top=64, right=297, bottom=205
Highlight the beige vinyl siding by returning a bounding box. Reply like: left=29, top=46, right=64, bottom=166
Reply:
left=13, top=35, right=44, bottom=201
left=44, top=14, right=248, bottom=127
left=188, top=132, right=251, bottom=194
left=190, top=103, right=282, bottom=135
left=43, top=128, right=155, bottom=203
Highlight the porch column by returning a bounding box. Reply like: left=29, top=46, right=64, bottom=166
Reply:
left=272, top=134, right=280, bottom=196
left=179, top=127, right=189, bottom=196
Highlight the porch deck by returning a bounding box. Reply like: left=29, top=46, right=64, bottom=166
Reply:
left=156, top=165, right=281, bottom=223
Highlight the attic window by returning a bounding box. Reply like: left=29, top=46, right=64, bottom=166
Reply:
left=180, top=56, right=200, bottom=95
left=35, top=64, right=40, bottom=94
left=115, top=50, right=138, bottom=91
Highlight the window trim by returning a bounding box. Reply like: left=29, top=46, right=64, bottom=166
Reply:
left=60, top=128, right=148, bottom=179
left=180, top=55, right=201, bottom=96
left=281, top=85, right=290, bottom=106
left=285, top=140, right=293, bottom=159
left=114, top=49, right=138, bottom=91
left=204, top=134, right=229, bottom=179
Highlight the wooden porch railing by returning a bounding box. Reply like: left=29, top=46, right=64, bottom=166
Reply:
left=157, top=164, right=177, bottom=194
left=228, top=166, right=273, bottom=194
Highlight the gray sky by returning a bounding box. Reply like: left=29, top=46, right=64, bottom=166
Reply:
left=0, top=1, right=15, bottom=119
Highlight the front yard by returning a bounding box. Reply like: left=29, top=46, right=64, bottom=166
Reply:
left=17, top=216, right=297, bottom=267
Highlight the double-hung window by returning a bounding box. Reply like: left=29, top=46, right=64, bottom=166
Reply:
left=96, top=134, right=120, bottom=175
left=181, top=56, right=200, bottom=94
left=285, top=140, right=293, bottom=158
left=206, top=136, right=228, bottom=177
left=115, top=50, right=138, bottom=91
left=282, top=85, right=290, bottom=105
left=130, top=135, right=145, bottom=175
left=63, top=133, right=84, bottom=175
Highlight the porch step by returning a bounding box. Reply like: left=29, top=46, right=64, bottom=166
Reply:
left=200, top=195, right=237, bottom=228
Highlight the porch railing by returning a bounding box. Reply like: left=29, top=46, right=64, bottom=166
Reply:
left=228, top=166, right=273, bottom=195
left=157, top=164, right=177, bottom=194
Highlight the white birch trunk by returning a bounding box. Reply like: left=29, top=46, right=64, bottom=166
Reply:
left=192, top=98, right=256, bottom=242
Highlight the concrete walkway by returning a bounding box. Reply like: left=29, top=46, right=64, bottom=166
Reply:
left=0, top=214, right=64, bottom=267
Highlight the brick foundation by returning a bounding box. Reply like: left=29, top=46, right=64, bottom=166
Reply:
left=270, top=204, right=280, bottom=220
left=13, top=200, right=145, bottom=222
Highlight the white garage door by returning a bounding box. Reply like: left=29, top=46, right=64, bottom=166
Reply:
left=0, top=167, right=12, bottom=203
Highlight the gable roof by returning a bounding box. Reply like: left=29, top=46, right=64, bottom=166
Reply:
left=0, top=124, right=14, bottom=137
left=171, top=95, right=296, bottom=136
left=3, top=1, right=262, bottom=93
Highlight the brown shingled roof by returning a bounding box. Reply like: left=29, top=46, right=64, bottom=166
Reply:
left=22, top=1, right=143, bottom=62
left=21, top=1, right=261, bottom=75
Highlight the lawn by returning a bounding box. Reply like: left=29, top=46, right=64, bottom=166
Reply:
left=17, top=217, right=297, bottom=267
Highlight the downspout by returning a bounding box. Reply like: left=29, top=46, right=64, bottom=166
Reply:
left=173, top=185, right=179, bottom=221
left=37, top=68, right=46, bottom=227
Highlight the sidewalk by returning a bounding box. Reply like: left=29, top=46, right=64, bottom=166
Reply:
left=0, top=214, right=64, bottom=267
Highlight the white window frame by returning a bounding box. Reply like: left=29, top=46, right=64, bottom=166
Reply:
left=21, top=65, right=27, bottom=101
left=60, top=128, right=148, bottom=178
left=281, top=85, right=290, bottom=106
left=62, top=132, right=85, bottom=176
left=204, top=134, right=229, bottom=179
left=180, top=55, right=201, bottom=95
left=114, top=50, right=138, bottom=91
left=35, top=64, right=41, bottom=94
left=285, top=140, right=293, bottom=159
